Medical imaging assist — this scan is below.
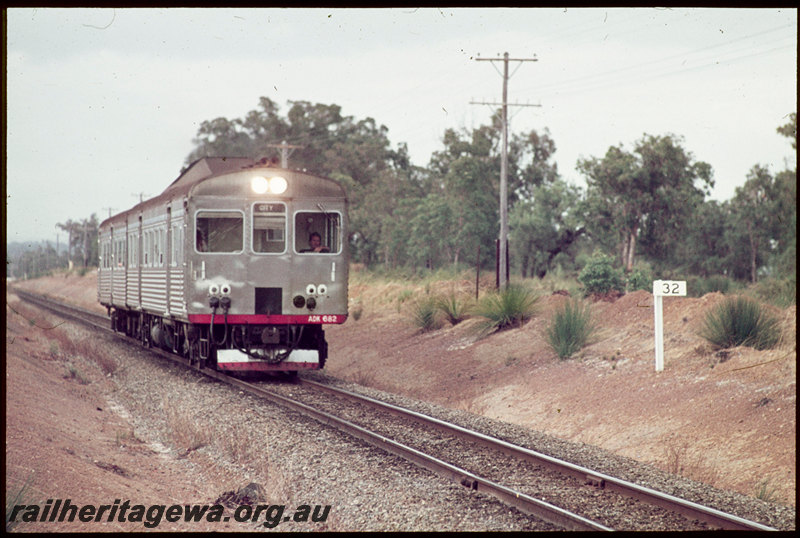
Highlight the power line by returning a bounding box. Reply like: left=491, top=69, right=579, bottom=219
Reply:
left=518, top=23, right=795, bottom=99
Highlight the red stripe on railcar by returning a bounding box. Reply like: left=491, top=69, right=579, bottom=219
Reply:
left=187, top=314, right=347, bottom=324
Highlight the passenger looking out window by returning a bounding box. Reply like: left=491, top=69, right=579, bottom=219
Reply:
left=295, top=211, right=340, bottom=254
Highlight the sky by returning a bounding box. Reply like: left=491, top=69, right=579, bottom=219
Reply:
left=6, top=7, right=797, bottom=245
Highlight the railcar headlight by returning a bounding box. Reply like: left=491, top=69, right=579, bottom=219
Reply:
left=251, top=176, right=269, bottom=194
left=269, top=176, right=288, bottom=194
left=251, top=175, right=287, bottom=194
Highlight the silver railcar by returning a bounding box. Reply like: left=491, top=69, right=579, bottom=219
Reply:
left=98, top=157, right=348, bottom=372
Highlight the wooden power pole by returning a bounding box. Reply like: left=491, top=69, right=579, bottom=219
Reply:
left=267, top=140, right=304, bottom=168
left=473, top=52, right=539, bottom=289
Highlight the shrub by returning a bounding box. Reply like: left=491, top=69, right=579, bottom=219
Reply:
left=396, top=289, right=414, bottom=305
left=687, top=274, right=740, bottom=297
left=538, top=267, right=582, bottom=297
left=578, top=252, right=625, bottom=296
left=475, top=284, right=539, bottom=331
left=626, top=265, right=653, bottom=292
left=546, top=298, right=595, bottom=359
left=409, top=296, right=442, bottom=332
left=749, top=276, right=796, bottom=308
left=435, top=291, right=472, bottom=325
left=699, top=296, right=782, bottom=350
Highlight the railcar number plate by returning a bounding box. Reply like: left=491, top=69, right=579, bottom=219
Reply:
left=307, top=315, right=341, bottom=323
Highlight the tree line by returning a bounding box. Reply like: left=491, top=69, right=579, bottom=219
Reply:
left=189, top=98, right=795, bottom=287
left=10, top=98, right=795, bottom=295
left=7, top=215, right=99, bottom=279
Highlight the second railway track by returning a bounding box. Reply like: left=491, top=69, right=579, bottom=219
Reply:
left=10, top=287, right=785, bottom=531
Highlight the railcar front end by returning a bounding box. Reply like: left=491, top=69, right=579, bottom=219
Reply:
left=185, top=167, right=348, bottom=372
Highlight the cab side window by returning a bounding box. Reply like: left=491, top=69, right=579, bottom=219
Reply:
left=295, top=211, right=340, bottom=254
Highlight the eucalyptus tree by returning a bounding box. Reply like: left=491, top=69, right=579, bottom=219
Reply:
left=57, top=214, right=100, bottom=268
left=673, top=199, right=732, bottom=277
left=423, top=124, right=502, bottom=269
left=723, top=113, right=797, bottom=282
left=421, top=118, right=566, bottom=273
left=727, top=165, right=784, bottom=282
left=184, top=97, right=414, bottom=265
left=509, top=179, right=586, bottom=278
left=577, top=134, right=713, bottom=271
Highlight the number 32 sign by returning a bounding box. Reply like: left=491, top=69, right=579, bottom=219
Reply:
left=653, top=280, right=687, bottom=297
left=652, top=280, right=687, bottom=372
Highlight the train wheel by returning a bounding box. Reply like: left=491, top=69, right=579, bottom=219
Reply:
left=142, top=318, right=152, bottom=348
left=190, top=343, right=201, bottom=369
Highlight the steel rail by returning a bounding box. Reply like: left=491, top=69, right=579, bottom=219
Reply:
left=10, top=287, right=610, bottom=531
left=215, top=373, right=612, bottom=532
left=301, top=376, right=778, bottom=531
left=12, top=289, right=109, bottom=326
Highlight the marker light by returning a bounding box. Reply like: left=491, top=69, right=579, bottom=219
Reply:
left=251, top=176, right=269, bottom=194
left=269, top=176, right=288, bottom=194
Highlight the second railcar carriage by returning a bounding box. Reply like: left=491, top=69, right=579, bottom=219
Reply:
left=98, top=157, right=348, bottom=372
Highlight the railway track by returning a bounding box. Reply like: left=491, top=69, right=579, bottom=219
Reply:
left=10, top=288, right=780, bottom=531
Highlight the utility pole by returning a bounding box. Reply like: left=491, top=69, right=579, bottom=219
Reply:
left=267, top=140, right=304, bottom=168
left=473, top=52, right=540, bottom=289
left=83, top=220, right=89, bottom=268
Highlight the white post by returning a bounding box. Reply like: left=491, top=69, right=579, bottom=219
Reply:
left=652, top=279, right=686, bottom=372
left=654, top=293, right=664, bottom=372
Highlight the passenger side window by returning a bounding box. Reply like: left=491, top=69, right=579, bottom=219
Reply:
left=196, top=211, right=243, bottom=253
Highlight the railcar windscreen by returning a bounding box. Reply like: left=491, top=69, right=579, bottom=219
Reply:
left=295, top=211, right=341, bottom=254
left=252, top=203, right=286, bottom=253
left=196, top=211, right=244, bottom=253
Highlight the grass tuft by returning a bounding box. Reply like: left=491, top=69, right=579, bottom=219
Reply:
left=64, top=363, right=90, bottom=384
left=475, top=284, right=540, bottom=332
left=6, top=474, right=35, bottom=532
left=434, top=290, right=472, bottom=326
left=409, top=295, right=443, bottom=332
left=754, top=478, right=780, bottom=503
left=545, top=298, right=595, bottom=359
left=699, top=296, right=782, bottom=350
